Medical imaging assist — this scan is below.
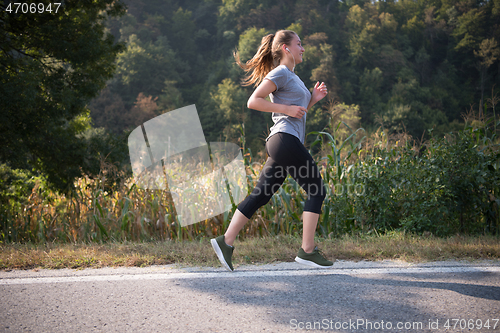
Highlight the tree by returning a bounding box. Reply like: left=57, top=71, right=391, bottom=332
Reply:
left=300, top=32, right=339, bottom=99
left=474, top=38, right=500, bottom=116
left=210, top=78, right=249, bottom=142
left=237, top=27, right=270, bottom=63
left=0, top=0, right=126, bottom=191
left=89, top=87, right=128, bottom=134
left=113, top=34, right=184, bottom=107
left=329, top=102, right=362, bottom=142
left=345, top=4, right=380, bottom=67
left=358, top=67, right=384, bottom=123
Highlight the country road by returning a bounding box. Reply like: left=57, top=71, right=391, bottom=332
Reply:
left=1, top=260, right=499, bottom=332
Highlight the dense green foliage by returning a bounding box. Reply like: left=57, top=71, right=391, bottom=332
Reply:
left=90, top=0, right=499, bottom=152
left=0, top=0, right=127, bottom=191
left=321, top=122, right=500, bottom=237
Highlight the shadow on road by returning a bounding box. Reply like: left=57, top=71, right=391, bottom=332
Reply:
left=178, top=270, right=500, bottom=329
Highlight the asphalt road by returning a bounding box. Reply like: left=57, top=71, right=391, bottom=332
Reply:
left=0, top=260, right=499, bottom=332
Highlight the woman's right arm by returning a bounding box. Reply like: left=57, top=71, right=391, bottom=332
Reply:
left=247, top=79, right=307, bottom=119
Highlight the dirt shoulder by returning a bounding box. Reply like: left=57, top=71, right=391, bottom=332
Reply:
left=1, top=233, right=499, bottom=270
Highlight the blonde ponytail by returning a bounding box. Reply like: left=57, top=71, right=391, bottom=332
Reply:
left=234, top=30, right=297, bottom=87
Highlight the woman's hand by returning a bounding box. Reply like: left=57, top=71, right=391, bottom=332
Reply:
left=311, top=81, right=328, bottom=104
left=286, top=105, right=307, bottom=119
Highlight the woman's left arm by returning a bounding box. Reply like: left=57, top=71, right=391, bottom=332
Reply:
left=307, top=81, right=328, bottom=110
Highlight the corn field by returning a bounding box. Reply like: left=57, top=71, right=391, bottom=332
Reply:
left=1, top=113, right=499, bottom=243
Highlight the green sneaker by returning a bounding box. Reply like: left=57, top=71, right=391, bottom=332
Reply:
left=295, top=247, right=334, bottom=268
left=211, top=235, right=234, bottom=271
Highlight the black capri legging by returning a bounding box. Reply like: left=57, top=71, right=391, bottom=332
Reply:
left=237, top=132, right=326, bottom=219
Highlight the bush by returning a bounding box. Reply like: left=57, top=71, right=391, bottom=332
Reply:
left=331, top=126, right=500, bottom=236
left=0, top=165, right=46, bottom=242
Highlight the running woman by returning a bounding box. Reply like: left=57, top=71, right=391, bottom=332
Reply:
left=211, top=30, right=332, bottom=271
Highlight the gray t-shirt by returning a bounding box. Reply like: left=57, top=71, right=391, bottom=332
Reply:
left=264, top=65, right=312, bottom=143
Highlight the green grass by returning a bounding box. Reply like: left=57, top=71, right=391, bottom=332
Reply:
left=1, top=232, right=498, bottom=270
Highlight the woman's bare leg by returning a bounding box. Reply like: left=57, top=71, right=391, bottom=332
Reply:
left=223, top=209, right=249, bottom=246
left=302, top=211, right=319, bottom=253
